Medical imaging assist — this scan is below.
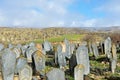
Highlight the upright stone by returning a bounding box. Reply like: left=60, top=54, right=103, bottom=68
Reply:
left=111, top=44, right=117, bottom=74
left=88, top=43, right=93, bottom=54
left=74, top=64, right=84, bottom=80
left=0, top=43, right=4, bottom=51
left=13, top=47, right=21, bottom=58
left=33, top=50, right=46, bottom=75
left=46, top=68, right=65, bottom=80
left=92, top=43, right=99, bottom=58
left=76, top=46, right=90, bottom=75
left=1, top=48, right=16, bottom=80
left=104, top=37, right=112, bottom=59
left=43, top=41, right=53, bottom=52
left=15, top=57, right=27, bottom=74
left=57, top=44, right=66, bottom=69
left=19, top=64, right=32, bottom=80
left=26, top=46, right=37, bottom=63
left=21, top=44, right=29, bottom=56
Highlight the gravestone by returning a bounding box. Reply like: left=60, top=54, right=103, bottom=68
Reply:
left=8, top=43, right=14, bottom=49
left=74, top=64, right=84, bottom=80
left=111, top=44, right=117, bottom=74
left=26, top=46, right=37, bottom=63
left=111, top=59, right=117, bottom=74
left=70, top=43, right=75, bottom=54
left=0, top=43, right=4, bottom=51
left=21, top=44, right=29, bottom=56
left=104, top=37, right=112, bottom=59
left=19, top=64, right=32, bottom=80
left=57, top=44, right=66, bottom=69
left=88, top=43, right=93, bottom=54
left=64, top=39, right=71, bottom=59
left=46, top=68, right=65, bottom=80
left=92, top=43, right=99, bottom=58
left=13, top=47, right=21, bottom=58
left=29, top=42, right=35, bottom=47
left=1, top=48, right=16, bottom=80
left=15, top=57, right=27, bottom=74
left=33, top=50, right=46, bottom=75
left=43, top=41, right=53, bottom=52
left=76, top=46, right=90, bottom=75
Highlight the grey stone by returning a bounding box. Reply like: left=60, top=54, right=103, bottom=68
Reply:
left=13, top=47, right=21, bottom=58
left=0, top=43, right=4, bottom=51
left=19, top=64, right=32, bottom=80
left=74, top=64, right=84, bottom=80
left=21, top=44, right=29, bottom=56
left=46, top=68, right=65, bottom=80
left=26, top=46, right=37, bottom=63
left=43, top=41, right=53, bottom=52
left=76, top=46, right=90, bottom=75
left=92, top=43, right=99, bottom=58
left=15, top=57, right=27, bottom=74
left=57, top=44, right=66, bottom=68
left=33, top=50, right=46, bottom=73
left=1, top=48, right=16, bottom=80
left=104, top=37, right=112, bottom=59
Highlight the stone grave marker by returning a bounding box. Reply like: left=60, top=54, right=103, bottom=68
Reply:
left=26, top=46, right=37, bottom=63
left=1, top=48, right=16, bottom=80
left=104, top=37, right=112, bottom=59
left=74, top=64, right=84, bottom=80
left=19, top=64, right=32, bottom=80
left=57, top=44, right=66, bottom=69
left=92, top=43, right=99, bottom=58
left=46, top=68, right=65, bottom=80
left=33, top=50, right=46, bottom=75
left=15, top=57, right=27, bottom=74
left=76, top=45, right=90, bottom=75
left=0, top=43, right=4, bottom=51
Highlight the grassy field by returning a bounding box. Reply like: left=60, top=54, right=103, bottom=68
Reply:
left=33, top=34, right=85, bottom=43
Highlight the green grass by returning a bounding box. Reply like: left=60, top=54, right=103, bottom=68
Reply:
left=33, top=34, right=84, bottom=43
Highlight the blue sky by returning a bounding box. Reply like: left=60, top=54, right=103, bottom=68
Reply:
left=0, top=0, right=120, bottom=27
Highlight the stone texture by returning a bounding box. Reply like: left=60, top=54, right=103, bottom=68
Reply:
left=74, top=64, right=84, bottom=80
left=19, top=64, right=32, bottom=80
left=1, top=48, right=16, bottom=80
left=46, top=68, right=65, bottom=80
left=76, top=45, right=90, bottom=75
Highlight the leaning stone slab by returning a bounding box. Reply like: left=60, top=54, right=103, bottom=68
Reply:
left=15, top=57, right=27, bottom=74
left=26, top=46, right=37, bottom=63
left=74, top=64, right=84, bottom=80
left=92, top=43, right=99, bottom=58
left=104, top=37, right=112, bottom=59
left=76, top=45, right=90, bottom=75
left=1, top=48, right=16, bottom=80
left=46, top=68, right=65, bottom=80
left=0, top=43, right=4, bottom=51
left=19, top=64, right=32, bottom=80
left=33, top=50, right=46, bottom=74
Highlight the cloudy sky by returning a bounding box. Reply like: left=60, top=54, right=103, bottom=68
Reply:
left=0, top=0, right=120, bottom=28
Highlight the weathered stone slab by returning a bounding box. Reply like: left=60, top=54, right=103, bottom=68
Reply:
left=15, top=57, right=27, bottom=74
left=43, top=41, right=53, bottom=52
left=0, top=43, right=4, bottom=51
left=26, top=46, right=37, bottom=63
left=33, top=50, right=46, bottom=74
left=21, top=44, right=29, bottom=56
left=57, top=45, right=66, bottom=68
left=76, top=45, right=90, bottom=75
left=46, top=68, right=65, bottom=80
left=74, top=64, right=84, bottom=80
left=19, top=64, right=32, bottom=80
left=104, top=37, right=112, bottom=59
left=92, top=43, right=99, bottom=58
left=1, top=48, right=16, bottom=80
